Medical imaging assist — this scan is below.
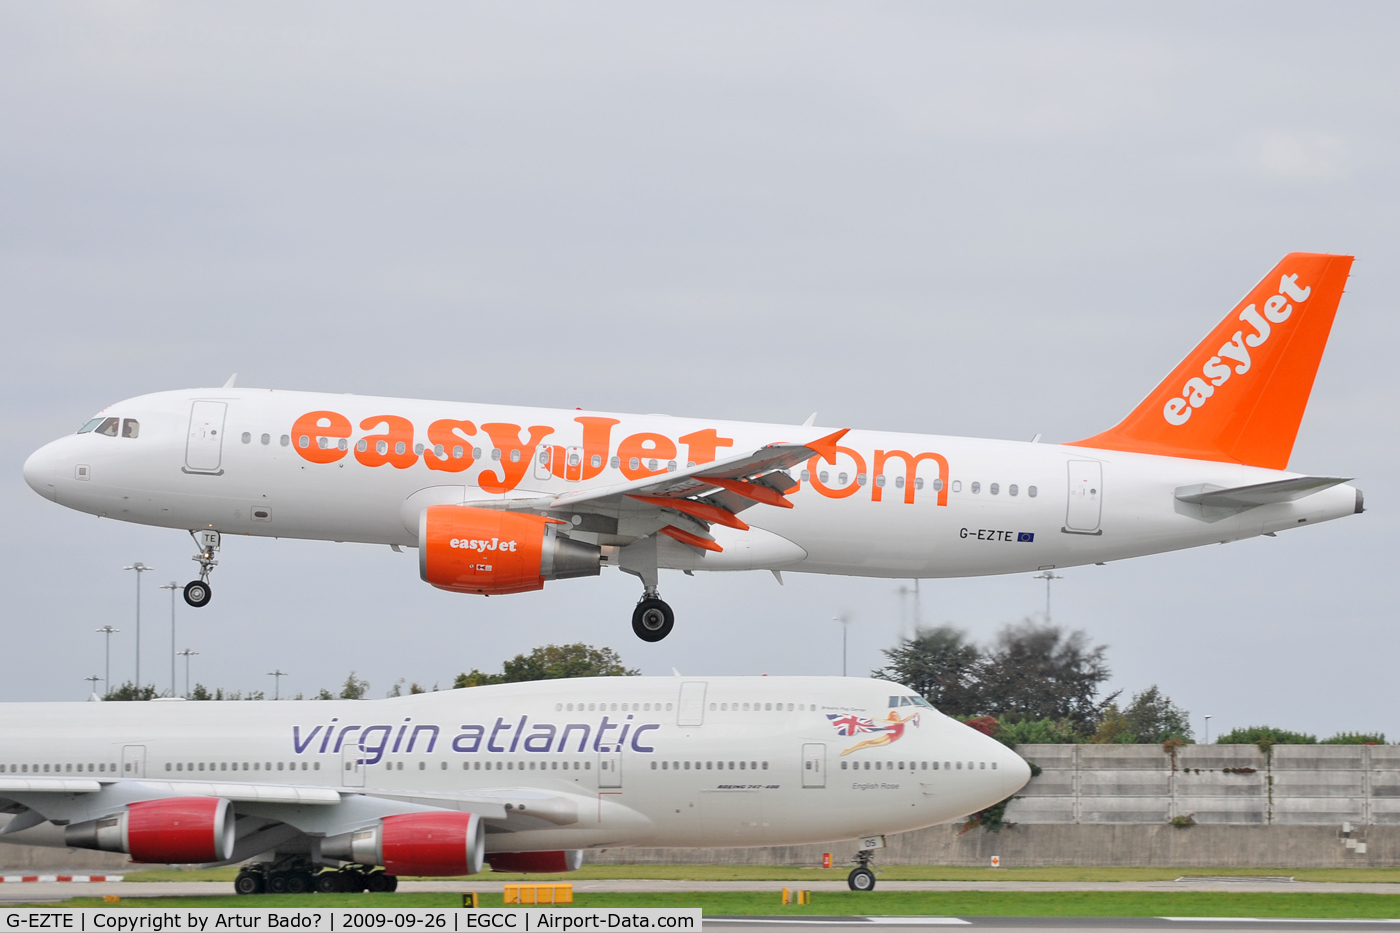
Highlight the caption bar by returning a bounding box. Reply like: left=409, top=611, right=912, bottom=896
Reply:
left=0, top=909, right=701, bottom=932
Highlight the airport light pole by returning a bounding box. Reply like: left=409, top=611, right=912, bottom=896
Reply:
left=159, top=581, right=179, bottom=697
left=1032, top=571, right=1063, bottom=623
left=178, top=649, right=198, bottom=698
left=1204, top=714, right=1213, bottom=745
left=834, top=614, right=851, bottom=677
left=268, top=669, right=288, bottom=701
left=85, top=675, right=102, bottom=698
left=123, top=562, right=153, bottom=690
left=95, top=625, right=119, bottom=695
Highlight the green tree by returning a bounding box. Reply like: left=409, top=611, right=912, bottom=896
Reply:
left=455, top=643, right=638, bottom=688
left=190, top=684, right=212, bottom=701
left=996, top=717, right=1087, bottom=746
left=1215, top=725, right=1317, bottom=746
left=1122, top=685, right=1193, bottom=743
left=1321, top=732, right=1386, bottom=745
left=103, top=682, right=160, bottom=701
left=977, top=621, right=1113, bottom=733
left=1092, top=703, right=1134, bottom=743
left=871, top=625, right=983, bottom=717
left=339, top=672, right=370, bottom=700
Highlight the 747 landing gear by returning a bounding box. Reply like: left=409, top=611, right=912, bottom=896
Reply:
left=847, top=849, right=878, bottom=891
left=631, top=591, right=674, bottom=642
left=183, top=529, right=220, bottom=608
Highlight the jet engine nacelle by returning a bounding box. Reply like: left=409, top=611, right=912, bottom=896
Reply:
left=485, top=850, right=585, bottom=873
left=419, top=505, right=600, bottom=596
left=65, top=797, right=235, bottom=863
left=321, top=811, right=485, bottom=876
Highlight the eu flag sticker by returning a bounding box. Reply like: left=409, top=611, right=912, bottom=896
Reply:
left=1017, top=532, right=1034, bottom=543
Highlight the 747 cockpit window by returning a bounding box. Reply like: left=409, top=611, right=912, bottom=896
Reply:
left=77, top=418, right=104, bottom=434
left=121, top=419, right=139, bottom=438
left=891, top=695, right=934, bottom=708
left=93, top=418, right=119, bottom=437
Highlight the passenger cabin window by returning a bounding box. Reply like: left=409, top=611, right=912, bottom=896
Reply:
left=261, top=434, right=271, bottom=445
left=95, top=418, right=120, bottom=437
left=1028, top=485, right=1038, bottom=497
left=121, top=419, right=139, bottom=438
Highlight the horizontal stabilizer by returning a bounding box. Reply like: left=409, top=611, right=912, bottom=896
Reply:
left=1175, top=475, right=1350, bottom=510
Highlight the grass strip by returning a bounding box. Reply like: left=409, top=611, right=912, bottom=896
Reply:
left=24, top=891, right=1400, bottom=918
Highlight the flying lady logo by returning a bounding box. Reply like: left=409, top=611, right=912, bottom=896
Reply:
left=1163, top=273, right=1312, bottom=427
left=828, top=710, right=919, bottom=756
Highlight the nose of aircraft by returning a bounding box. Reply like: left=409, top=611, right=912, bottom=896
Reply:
left=988, top=735, right=1033, bottom=798
left=23, top=442, right=59, bottom=501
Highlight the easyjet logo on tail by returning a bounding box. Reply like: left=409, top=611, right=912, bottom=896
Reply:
left=1163, top=274, right=1312, bottom=426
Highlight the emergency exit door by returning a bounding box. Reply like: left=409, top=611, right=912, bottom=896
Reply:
left=802, top=744, right=826, bottom=788
left=122, top=745, right=146, bottom=778
left=1065, top=461, right=1103, bottom=534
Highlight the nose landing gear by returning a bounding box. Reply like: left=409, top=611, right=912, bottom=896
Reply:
left=847, top=849, right=878, bottom=891
left=183, top=530, right=219, bottom=608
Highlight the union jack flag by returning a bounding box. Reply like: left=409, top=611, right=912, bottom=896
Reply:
left=827, top=713, right=882, bottom=736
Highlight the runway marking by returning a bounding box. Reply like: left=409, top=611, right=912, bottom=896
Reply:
left=1161, top=919, right=1400, bottom=924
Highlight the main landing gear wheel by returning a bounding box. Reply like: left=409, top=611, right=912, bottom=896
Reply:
left=848, top=867, right=876, bottom=891
left=233, top=870, right=264, bottom=895
left=632, top=597, right=674, bottom=642
left=183, top=580, right=211, bottom=608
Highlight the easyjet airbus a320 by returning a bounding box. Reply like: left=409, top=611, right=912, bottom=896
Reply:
left=25, top=254, right=1361, bottom=641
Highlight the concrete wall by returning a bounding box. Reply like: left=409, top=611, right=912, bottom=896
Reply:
left=587, top=824, right=1400, bottom=868
left=1008, top=744, right=1400, bottom=827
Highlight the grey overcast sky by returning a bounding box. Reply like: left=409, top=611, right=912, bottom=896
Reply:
left=2, top=3, right=1395, bottom=739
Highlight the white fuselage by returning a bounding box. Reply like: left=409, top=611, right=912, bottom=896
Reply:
left=0, top=677, right=1028, bottom=853
left=23, top=388, right=1359, bottom=580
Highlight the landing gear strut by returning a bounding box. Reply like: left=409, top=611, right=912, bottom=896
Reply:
left=622, top=538, right=675, bottom=642
left=847, top=849, right=877, bottom=891
left=184, top=529, right=219, bottom=608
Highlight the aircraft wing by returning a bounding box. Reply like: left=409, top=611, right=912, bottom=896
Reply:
left=499, top=429, right=848, bottom=551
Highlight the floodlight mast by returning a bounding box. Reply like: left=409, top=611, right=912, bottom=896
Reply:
left=95, top=625, right=120, bottom=696
left=123, top=562, right=153, bottom=690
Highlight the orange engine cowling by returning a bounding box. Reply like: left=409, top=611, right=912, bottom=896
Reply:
left=419, top=505, right=601, bottom=596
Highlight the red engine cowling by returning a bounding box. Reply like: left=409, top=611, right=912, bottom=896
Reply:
left=486, top=850, right=585, bottom=873
left=64, top=797, right=235, bottom=864
left=419, top=505, right=600, bottom=596
left=321, top=811, right=485, bottom=876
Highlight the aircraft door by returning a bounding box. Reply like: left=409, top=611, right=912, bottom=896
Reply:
left=563, top=447, right=584, bottom=482
left=677, top=682, right=707, bottom=726
left=533, top=447, right=554, bottom=482
left=1065, top=461, right=1103, bottom=533
left=801, top=743, right=826, bottom=788
left=598, top=752, right=622, bottom=788
left=121, top=745, right=146, bottom=778
left=185, top=401, right=228, bottom=474
left=342, top=740, right=367, bottom=787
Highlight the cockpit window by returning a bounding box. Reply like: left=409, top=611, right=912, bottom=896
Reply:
left=77, top=419, right=104, bottom=434
left=121, top=419, right=140, bottom=439
left=94, top=418, right=119, bottom=437
left=912, top=696, right=933, bottom=708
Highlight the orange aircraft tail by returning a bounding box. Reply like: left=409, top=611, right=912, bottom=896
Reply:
left=1068, top=252, right=1353, bottom=470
